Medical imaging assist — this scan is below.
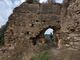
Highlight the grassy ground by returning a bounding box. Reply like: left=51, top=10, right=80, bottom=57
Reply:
left=31, top=51, right=52, bottom=60
left=30, top=48, right=80, bottom=60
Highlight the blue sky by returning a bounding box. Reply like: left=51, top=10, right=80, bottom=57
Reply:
left=0, top=0, right=63, bottom=28
left=0, top=0, right=25, bottom=28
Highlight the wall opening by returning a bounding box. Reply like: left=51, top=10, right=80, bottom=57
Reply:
left=44, top=28, right=54, bottom=41
left=44, top=27, right=58, bottom=47
left=55, top=0, right=64, bottom=4
left=39, top=0, right=48, bottom=3
left=30, top=26, right=58, bottom=48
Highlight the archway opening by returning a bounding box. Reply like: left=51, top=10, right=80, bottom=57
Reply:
left=31, top=26, right=59, bottom=48
left=44, top=28, right=54, bottom=42
left=43, top=27, right=58, bottom=47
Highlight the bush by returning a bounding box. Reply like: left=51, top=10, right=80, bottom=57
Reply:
left=31, top=51, right=52, bottom=60
left=0, top=24, right=8, bottom=45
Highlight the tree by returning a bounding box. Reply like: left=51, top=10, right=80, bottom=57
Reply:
left=0, top=24, right=8, bottom=45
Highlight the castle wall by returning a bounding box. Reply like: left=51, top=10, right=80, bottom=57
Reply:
left=2, top=0, right=80, bottom=60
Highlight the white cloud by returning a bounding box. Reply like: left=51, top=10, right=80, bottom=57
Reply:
left=55, top=0, right=63, bottom=4
left=0, top=0, right=25, bottom=28
left=39, top=0, right=64, bottom=4
left=39, top=0, right=48, bottom=3
left=3, top=0, right=13, bottom=8
left=0, top=17, right=7, bottom=27
left=44, top=28, right=54, bottom=35
left=21, top=0, right=25, bottom=3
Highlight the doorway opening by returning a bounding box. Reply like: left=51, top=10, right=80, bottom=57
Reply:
left=30, top=26, right=58, bottom=48
left=43, top=27, right=58, bottom=47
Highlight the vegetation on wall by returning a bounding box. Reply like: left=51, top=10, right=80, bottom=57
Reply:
left=0, top=23, right=8, bottom=45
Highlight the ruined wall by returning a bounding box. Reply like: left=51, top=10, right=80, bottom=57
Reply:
left=60, top=0, right=80, bottom=50
left=5, top=2, right=61, bottom=51
left=0, top=0, right=80, bottom=60
left=1, top=2, right=62, bottom=60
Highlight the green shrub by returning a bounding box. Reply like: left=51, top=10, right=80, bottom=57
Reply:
left=0, top=24, right=8, bottom=45
left=31, top=51, right=52, bottom=60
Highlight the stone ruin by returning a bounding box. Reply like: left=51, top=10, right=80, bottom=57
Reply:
left=0, top=0, right=80, bottom=60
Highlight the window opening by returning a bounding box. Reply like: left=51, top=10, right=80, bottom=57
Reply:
left=55, top=0, right=64, bottom=4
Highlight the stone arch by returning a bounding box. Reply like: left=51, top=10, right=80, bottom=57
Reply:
left=30, top=26, right=59, bottom=48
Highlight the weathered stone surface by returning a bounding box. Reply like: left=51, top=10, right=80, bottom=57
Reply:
left=0, top=0, right=80, bottom=60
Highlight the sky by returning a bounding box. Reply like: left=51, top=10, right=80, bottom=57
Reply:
left=0, top=0, right=26, bottom=28
left=0, top=0, right=63, bottom=28
left=44, top=28, right=54, bottom=35
left=39, top=0, right=63, bottom=3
